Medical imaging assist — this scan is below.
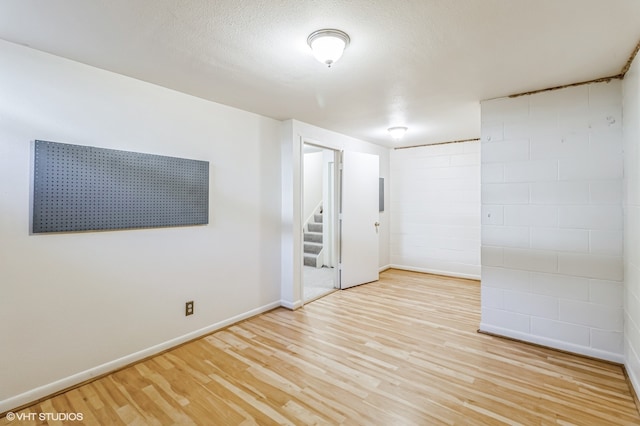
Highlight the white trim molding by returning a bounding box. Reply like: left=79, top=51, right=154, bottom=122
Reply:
left=480, top=323, right=625, bottom=364
left=390, top=264, right=480, bottom=281
left=0, top=300, right=281, bottom=414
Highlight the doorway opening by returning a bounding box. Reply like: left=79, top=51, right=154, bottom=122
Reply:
left=302, top=143, right=339, bottom=302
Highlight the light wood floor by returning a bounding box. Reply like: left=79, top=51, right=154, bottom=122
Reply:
left=3, top=269, right=639, bottom=425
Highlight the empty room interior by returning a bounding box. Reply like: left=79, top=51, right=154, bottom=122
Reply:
left=3, top=1, right=640, bottom=424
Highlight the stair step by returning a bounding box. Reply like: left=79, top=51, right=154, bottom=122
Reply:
left=304, top=253, right=319, bottom=267
left=308, top=223, right=323, bottom=233
left=304, top=232, right=323, bottom=243
left=304, top=242, right=322, bottom=254
left=314, top=213, right=323, bottom=223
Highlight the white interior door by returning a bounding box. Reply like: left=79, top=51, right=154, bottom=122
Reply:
left=340, top=151, right=380, bottom=289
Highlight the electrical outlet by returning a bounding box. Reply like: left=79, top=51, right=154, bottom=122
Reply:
left=185, top=301, right=194, bottom=316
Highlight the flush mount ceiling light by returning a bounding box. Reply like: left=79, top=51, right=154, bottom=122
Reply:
left=307, top=29, right=350, bottom=67
left=388, top=126, right=408, bottom=140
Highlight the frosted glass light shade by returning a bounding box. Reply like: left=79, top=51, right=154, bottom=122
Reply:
left=388, top=126, right=408, bottom=140
left=307, top=29, right=350, bottom=67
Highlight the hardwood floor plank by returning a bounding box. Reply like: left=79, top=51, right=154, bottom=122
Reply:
left=2, top=269, right=639, bottom=425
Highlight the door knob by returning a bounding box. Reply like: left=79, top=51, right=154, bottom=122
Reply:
left=374, top=222, right=380, bottom=233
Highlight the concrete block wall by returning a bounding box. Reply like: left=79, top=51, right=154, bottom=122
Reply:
left=480, top=80, right=624, bottom=362
left=390, top=141, right=480, bottom=279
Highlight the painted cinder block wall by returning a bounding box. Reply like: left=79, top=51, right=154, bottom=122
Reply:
left=623, top=50, right=640, bottom=394
left=390, top=141, right=481, bottom=279
left=480, top=80, right=624, bottom=362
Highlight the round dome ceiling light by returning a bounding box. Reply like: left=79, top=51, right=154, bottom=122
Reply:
left=388, top=126, right=408, bottom=141
left=307, top=29, right=350, bottom=67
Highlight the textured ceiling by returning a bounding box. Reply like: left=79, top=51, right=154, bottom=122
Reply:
left=1, top=0, right=639, bottom=148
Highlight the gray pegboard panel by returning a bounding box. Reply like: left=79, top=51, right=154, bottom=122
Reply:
left=32, top=140, right=209, bottom=233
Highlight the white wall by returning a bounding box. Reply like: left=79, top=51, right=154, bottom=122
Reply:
left=480, top=81, right=624, bottom=362
left=623, top=52, right=640, bottom=395
left=0, top=40, right=283, bottom=411
left=390, top=141, right=481, bottom=279
left=280, top=120, right=391, bottom=308
left=302, top=151, right=323, bottom=224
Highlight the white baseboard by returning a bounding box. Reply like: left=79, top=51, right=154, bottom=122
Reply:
left=625, top=340, right=640, bottom=400
left=280, top=299, right=302, bottom=310
left=0, top=300, right=282, bottom=414
left=379, top=264, right=391, bottom=273
left=389, top=264, right=480, bottom=281
left=480, top=323, right=625, bottom=364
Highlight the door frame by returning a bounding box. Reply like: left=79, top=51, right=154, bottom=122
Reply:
left=299, top=139, right=341, bottom=304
